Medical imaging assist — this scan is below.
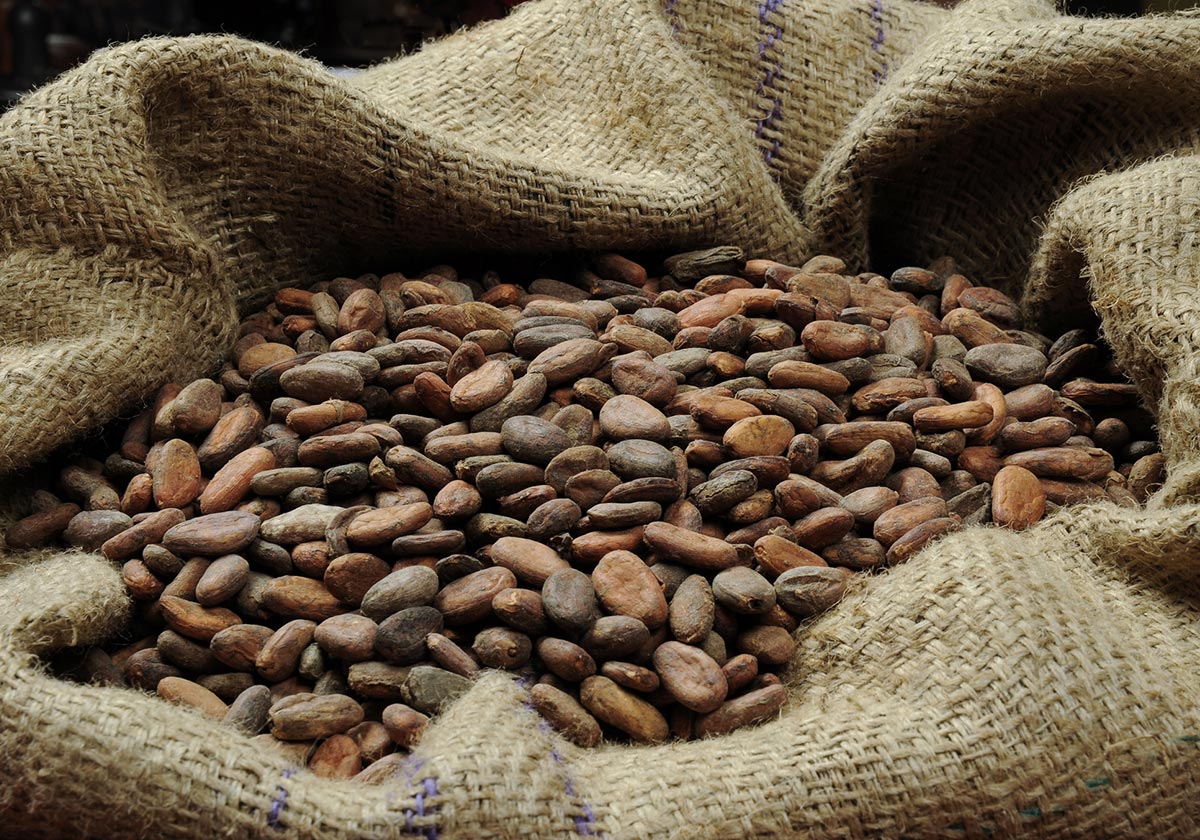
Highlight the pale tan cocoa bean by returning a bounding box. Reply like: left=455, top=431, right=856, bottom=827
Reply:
left=150, top=439, right=203, bottom=509
left=157, top=676, right=228, bottom=720
left=753, top=535, right=827, bottom=578
left=425, top=632, right=481, bottom=678
left=801, top=321, right=881, bottom=361
left=738, top=624, right=795, bottom=666
left=712, top=567, right=776, bottom=615
left=324, top=552, right=391, bottom=606
left=198, top=446, right=275, bottom=514
left=1005, top=383, right=1056, bottom=421
left=814, top=421, right=916, bottom=461
left=1060, top=380, right=1140, bottom=407
left=886, top=517, right=960, bottom=564
left=121, top=559, right=164, bottom=600
left=767, top=361, right=849, bottom=395
left=999, top=417, right=1075, bottom=452
left=260, top=503, right=345, bottom=544
left=1128, top=453, right=1167, bottom=502
left=851, top=378, right=927, bottom=413
left=489, top=536, right=570, bottom=587
left=159, top=596, right=241, bottom=642
left=261, top=576, right=346, bottom=621
left=912, top=401, right=994, bottom=433
left=642, top=521, right=743, bottom=571
left=211, top=624, right=275, bottom=671
left=569, top=526, right=645, bottom=565
left=296, top=432, right=381, bottom=468
left=775, top=566, right=851, bottom=616
left=652, top=641, right=728, bottom=713
left=942, top=308, right=1009, bottom=347
left=313, top=614, right=377, bottom=663
left=592, top=550, right=668, bottom=629
left=194, top=554, right=250, bottom=606
left=239, top=343, right=297, bottom=378
left=1004, top=446, right=1114, bottom=481
left=579, top=676, right=668, bottom=743
left=382, top=704, right=430, bottom=748
left=991, top=466, right=1046, bottom=530
left=958, top=446, right=1005, bottom=483
left=347, top=720, right=394, bottom=764
left=874, top=498, right=949, bottom=546
left=723, top=415, right=796, bottom=458
left=809, top=440, right=896, bottom=494
left=793, top=507, right=856, bottom=550
left=840, top=486, right=899, bottom=527
left=257, top=619, right=318, bottom=682
left=121, top=473, right=154, bottom=516
left=530, top=684, right=603, bottom=747
left=271, top=694, right=364, bottom=741
left=308, top=733, right=362, bottom=779
left=434, top=566, right=517, bottom=625
left=162, top=511, right=260, bottom=556
left=695, top=684, right=787, bottom=737
left=198, top=406, right=264, bottom=472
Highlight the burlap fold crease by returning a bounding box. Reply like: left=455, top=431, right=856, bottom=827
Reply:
left=2, top=0, right=1199, bottom=837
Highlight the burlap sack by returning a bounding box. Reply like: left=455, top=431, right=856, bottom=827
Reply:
left=2, top=0, right=1198, bottom=836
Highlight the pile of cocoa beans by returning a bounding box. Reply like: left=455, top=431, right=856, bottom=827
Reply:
left=9, top=246, right=1163, bottom=781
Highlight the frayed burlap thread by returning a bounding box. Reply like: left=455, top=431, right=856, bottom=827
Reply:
left=2, top=0, right=1200, bottom=836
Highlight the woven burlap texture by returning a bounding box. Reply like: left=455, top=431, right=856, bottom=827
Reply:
left=2, top=0, right=1199, bottom=836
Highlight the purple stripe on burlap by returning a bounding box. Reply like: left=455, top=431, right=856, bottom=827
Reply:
left=754, top=0, right=786, bottom=171
left=267, top=768, right=295, bottom=829
left=870, top=0, right=889, bottom=84
left=522, top=684, right=605, bottom=837
left=663, top=0, right=681, bottom=33
left=399, top=754, right=440, bottom=840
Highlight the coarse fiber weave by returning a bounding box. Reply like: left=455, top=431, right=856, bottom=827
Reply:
left=1, top=0, right=1198, bottom=837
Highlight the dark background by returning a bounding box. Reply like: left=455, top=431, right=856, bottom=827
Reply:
left=0, top=0, right=1177, bottom=110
